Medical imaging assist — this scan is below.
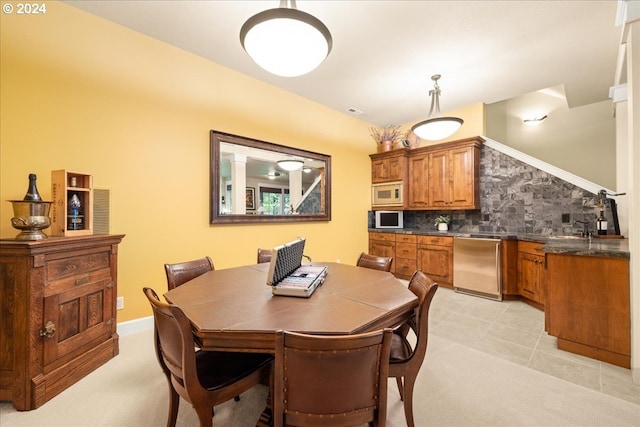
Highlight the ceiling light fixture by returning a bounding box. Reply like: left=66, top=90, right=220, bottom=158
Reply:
left=523, top=115, right=548, bottom=126
left=240, top=0, right=332, bottom=77
left=277, top=159, right=304, bottom=171
left=412, top=74, right=464, bottom=141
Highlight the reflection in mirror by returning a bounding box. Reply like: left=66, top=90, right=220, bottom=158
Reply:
left=210, top=130, right=331, bottom=224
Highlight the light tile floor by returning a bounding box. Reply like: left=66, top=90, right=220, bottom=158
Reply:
left=425, top=286, right=640, bottom=405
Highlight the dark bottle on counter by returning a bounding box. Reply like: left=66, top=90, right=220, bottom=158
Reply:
left=23, top=173, right=42, bottom=201
left=596, top=210, right=608, bottom=235
left=67, top=193, right=84, bottom=230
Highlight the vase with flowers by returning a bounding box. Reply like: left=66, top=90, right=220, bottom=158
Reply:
left=434, top=215, right=450, bottom=232
left=370, top=124, right=402, bottom=152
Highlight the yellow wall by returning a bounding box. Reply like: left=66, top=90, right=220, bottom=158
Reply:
left=0, top=2, right=485, bottom=323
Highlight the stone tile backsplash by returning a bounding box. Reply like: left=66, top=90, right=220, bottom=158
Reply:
left=372, top=145, right=615, bottom=236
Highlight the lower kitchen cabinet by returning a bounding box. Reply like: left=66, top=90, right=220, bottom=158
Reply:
left=546, top=253, right=630, bottom=368
left=0, top=234, right=124, bottom=410
left=417, top=235, right=453, bottom=287
left=517, top=241, right=546, bottom=308
left=394, top=234, right=417, bottom=279
left=368, top=232, right=396, bottom=274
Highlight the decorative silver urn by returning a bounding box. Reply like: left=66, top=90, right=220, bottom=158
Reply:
left=9, top=200, right=53, bottom=240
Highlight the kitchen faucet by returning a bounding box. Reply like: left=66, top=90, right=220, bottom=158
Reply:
left=574, top=220, right=591, bottom=237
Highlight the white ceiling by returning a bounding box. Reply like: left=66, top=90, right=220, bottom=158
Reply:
left=65, top=1, right=623, bottom=127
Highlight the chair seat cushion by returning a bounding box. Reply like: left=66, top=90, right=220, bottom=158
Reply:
left=195, top=351, right=273, bottom=391
left=390, top=331, right=412, bottom=363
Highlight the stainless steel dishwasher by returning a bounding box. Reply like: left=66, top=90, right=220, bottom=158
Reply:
left=453, top=237, right=502, bottom=301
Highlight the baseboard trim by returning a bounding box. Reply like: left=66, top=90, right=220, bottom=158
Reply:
left=117, top=316, right=153, bottom=336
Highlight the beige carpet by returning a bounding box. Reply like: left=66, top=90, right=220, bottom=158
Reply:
left=1, top=327, right=638, bottom=427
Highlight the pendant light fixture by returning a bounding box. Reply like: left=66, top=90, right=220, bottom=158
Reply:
left=277, top=159, right=304, bottom=171
left=411, top=74, right=463, bottom=141
left=240, top=0, right=332, bottom=77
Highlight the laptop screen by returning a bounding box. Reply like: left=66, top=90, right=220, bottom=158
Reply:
left=266, top=237, right=306, bottom=286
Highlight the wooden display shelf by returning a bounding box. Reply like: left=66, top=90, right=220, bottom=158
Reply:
left=51, top=170, right=93, bottom=236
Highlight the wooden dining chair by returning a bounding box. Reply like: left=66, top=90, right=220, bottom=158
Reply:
left=257, top=248, right=272, bottom=264
left=356, top=252, right=393, bottom=272
left=388, top=270, right=438, bottom=427
left=143, top=287, right=273, bottom=427
left=164, top=256, right=214, bottom=290
left=272, top=328, right=393, bottom=427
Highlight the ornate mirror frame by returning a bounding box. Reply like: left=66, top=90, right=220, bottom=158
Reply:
left=210, top=130, right=332, bottom=224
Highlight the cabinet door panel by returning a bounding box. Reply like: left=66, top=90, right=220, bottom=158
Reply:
left=417, top=245, right=452, bottom=285
left=428, top=151, right=448, bottom=207
left=408, top=155, right=429, bottom=208
left=369, top=241, right=396, bottom=273
left=43, top=277, right=113, bottom=368
left=518, top=252, right=540, bottom=301
left=449, top=147, right=474, bottom=207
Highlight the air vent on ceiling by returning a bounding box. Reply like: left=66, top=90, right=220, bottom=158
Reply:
left=346, top=107, right=363, bottom=115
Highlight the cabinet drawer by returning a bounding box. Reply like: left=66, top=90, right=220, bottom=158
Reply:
left=417, top=235, right=453, bottom=247
left=518, top=241, right=545, bottom=255
left=46, top=252, right=111, bottom=282
left=45, top=268, right=113, bottom=297
left=369, top=232, right=395, bottom=243
left=395, top=258, right=417, bottom=278
left=395, top=234, right=416, bottom=244
left=396, top=243, right=417, bottom=260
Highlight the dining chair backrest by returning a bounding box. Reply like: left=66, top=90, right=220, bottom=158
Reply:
left=388, top=269, right=438, bottom=427
left=356, top=252, right=393, bottom=272
left=164, top=256, right=214, bottom=290
left=143, top=287, right=273, bottom=427
left=273, top=328, right=392, bottom=427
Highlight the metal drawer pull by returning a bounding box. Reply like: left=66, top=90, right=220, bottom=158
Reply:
left=75, top=276, right=90, bottom=286
left=40, top=321, right=56, bottom=339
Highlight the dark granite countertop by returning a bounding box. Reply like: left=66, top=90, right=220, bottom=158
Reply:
left=368, top=228, right=630, bottom=258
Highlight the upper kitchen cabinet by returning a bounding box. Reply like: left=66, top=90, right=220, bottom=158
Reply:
left=370, top=137, right=483, bottom=210
left=370, top=150, right=408, bottom=183
left=428, top=138, right=481, bottom=210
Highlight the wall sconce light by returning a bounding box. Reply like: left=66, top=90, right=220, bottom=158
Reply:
left=240, top=0, right=332, bottom=77
left=523, top=115, right=548, bottom=126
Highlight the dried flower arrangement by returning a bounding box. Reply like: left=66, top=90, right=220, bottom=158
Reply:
left=369, top=124, right=402, bottom=144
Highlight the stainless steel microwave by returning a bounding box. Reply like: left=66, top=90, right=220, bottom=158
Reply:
left=372, top=182, right=403, bottom=207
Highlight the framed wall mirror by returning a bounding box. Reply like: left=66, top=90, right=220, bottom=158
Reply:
left=210, top=130, right=332, bottom=224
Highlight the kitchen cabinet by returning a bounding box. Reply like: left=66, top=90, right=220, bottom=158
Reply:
left=407, top=153, right=429, bottom=208
left=368, top=232, right=396, bottom=274
left=370, top=150, right=407, bottom=184
left=417, top=235, right=453, bottom=287
left=546, top=253, right=630, bottom=368
left=517, top=241, right=546, bottom=307
left=428, top=142, right=480, bottom=209
left=394, top=234, right=417, bottom=279
left=0, top=234, right=124, bottom=410
left=370, top=137, right=482, bottom=210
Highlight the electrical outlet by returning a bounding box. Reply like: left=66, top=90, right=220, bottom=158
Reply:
left=116, top=296, right=124, bottom=310
left=562, top=213, right=570, bottom=223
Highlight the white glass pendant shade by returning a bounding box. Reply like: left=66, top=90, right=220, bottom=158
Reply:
left=240, top=8, right=332, bottom=77
left=412, top=74, right=463, bottom=141
left=277, top=159, right=304, bottom=171
left=412, top=117, right=464, bottom=141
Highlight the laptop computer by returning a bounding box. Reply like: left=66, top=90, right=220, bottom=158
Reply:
left=266, top=237, right=327, bottom=297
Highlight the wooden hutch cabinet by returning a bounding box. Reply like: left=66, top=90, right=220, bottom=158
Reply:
left=0, top=234, right=124, bottom=410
